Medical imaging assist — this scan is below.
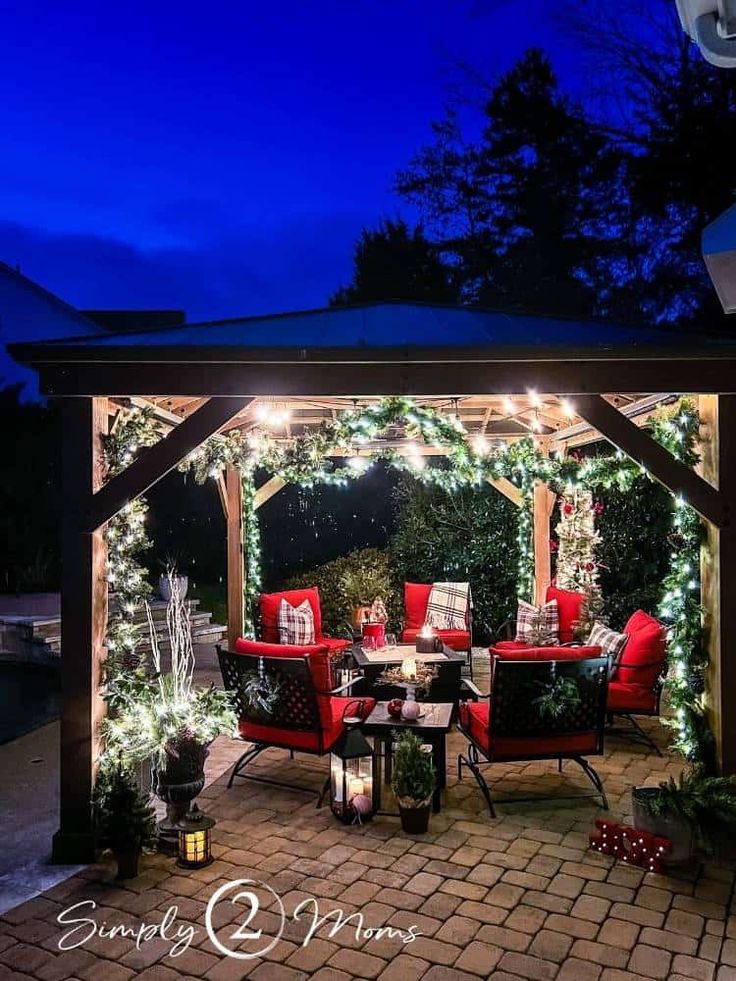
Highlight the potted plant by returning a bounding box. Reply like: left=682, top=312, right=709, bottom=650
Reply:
left=391, top=730, right=436, bottom=834
left=339, top=565, right=391, bottom=628
left=103, top=573, right=236, bottom=839
left=158, top=554, right=188, bottom=601
left=633, top=771, right=736, bottom=862
left=93, top=760, right=157, bottom=879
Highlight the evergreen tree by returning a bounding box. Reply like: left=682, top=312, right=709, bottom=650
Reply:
left=397, top=50, right=621, bottom=317
left=330, top=218, right=456, bottom=305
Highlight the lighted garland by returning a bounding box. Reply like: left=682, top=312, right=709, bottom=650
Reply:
left=242, top=468, right=262, bottom=638
left=181, top=395, right=708, bottom=763
left=102, top=407, right=161, bottom=672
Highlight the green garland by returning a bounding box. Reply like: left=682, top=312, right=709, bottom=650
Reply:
left=101, top=408, right=161, bottom=672
left=242, top=469, right=262, bottom=638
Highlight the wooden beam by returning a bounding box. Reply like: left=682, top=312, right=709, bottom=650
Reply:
left=86, top=397, right=253, bottom=531
left=215, top=473, right=229, bottom=520
left=534, top=480, right=557, bottom=606
left=52, top=398, right=108, bottom=863
left=700, top=395, right=736, bottom=774
left=36, top=358, right=736, bottom=398
left=226, top=466, right=244, bottom=648
left=488, top=477, right=523, bottom=508
left=572, top=394, right=728, bottom=528
left=254, top=476, right=287, bottom=510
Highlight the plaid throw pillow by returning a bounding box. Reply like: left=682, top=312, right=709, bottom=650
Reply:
left=588, top=621, right=628, bottom=661
left=515, top=599, right=559, bottom=645
left=425, top=582, right=471, bottom=630
left=277, top=598, right=316, bottom=645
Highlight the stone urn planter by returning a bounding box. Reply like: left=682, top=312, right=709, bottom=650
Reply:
left=159, top=573, right=188, bottom=602
left=152, top=740, right=208, bottom=841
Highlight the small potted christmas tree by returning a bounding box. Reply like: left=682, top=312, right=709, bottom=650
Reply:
left=93, top=761, right=157, bottom=879
left=391, top=730, right=436, bottom=834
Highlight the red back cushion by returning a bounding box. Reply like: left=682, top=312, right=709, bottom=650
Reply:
left=404, top=583, right=432, bottom=631
left=260, top=588, right=322, bottom=644
left=617, top=611, right=666, bottom=688
left=546, top=586, right=585, bottom=643
left=493, top=645, right=601, bottom=662
left=233, top=636, right=332, bottom=692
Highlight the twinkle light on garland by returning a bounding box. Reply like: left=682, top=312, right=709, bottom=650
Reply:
left=242, top=468, right=262, bottom=638
left=102, top=407, right=161, bottom=672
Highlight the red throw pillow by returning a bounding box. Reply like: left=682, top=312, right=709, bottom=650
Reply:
left=546, top=586, right=585, bottom=643
left=404, top=583, right=432, bottom=631
left=233, top=636, right=332, bottom=692
left=618, top=611, right=666, bottom=688
left=260, top=588, right=323, bottom=644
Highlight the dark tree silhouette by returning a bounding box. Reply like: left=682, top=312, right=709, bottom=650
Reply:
left=330, top=218, right=456, bottom=305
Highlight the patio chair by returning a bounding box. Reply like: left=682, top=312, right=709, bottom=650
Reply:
left=458, top=654, right=609, bottom=816
left=401, top=582, right=473, bottom=676
left=217, top=638, right=375, bottom=803
left=494, top=584, right=586, bottom=644
left=259, top=587, right=352, bottom=654
left=606, top=610, right=667, bottom=756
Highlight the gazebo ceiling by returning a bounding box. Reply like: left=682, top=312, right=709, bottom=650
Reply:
left=129, top=391, right=677, bottom=451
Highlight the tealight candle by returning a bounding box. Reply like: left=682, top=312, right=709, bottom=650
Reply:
left=348, top=777, right=365, bottom=797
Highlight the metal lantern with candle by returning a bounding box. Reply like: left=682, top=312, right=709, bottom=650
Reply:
left=329, top=716, right=377, bottom=824
left=176, top=805, right=216, bottom=868
left=416, top=624, right=442, bottom=654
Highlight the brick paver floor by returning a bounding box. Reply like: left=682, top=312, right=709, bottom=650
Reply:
left=2, top=659, right=734, bottom=980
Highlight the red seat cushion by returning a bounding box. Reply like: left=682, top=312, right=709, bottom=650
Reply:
left=404, top=583, right=433, bottom=631
left=239, top=695, right=375, bottom=753
left=490, top=644, right=601, bottom=662
left=546, top=586, right=585, bottom=644
left=234, top=636, right=332, bottom=692
left=260, top=588, right=323, bottom=645
left=607, top=681, right=657, bottom=714
left=402, top=627, right=470, bottom=650
left=318, top=636, right=352, bottom=654
left=617, top=611, right=666, bottom=688
left=459, top=701, right=598, bottom=758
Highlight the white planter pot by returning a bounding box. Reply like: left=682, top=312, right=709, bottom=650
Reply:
left=159, top=574, right=188, bottom=602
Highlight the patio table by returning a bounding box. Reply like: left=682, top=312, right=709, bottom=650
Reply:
left=360, top=700, right=453, bottom=814
left=349, top=642, right=466, bottom=711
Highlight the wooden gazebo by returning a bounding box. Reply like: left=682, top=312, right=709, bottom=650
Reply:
left=11, top=300, right=736, bottom=862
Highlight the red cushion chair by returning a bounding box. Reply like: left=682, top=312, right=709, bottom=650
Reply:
left=491, top=642, right=602, bottom=662
left=401, top=582, right=473, bottom=670
left=259, top=587, right=351, bottom=654
left=546, top=585, right=586, bottom=644
left=458, top=654, right=609, bottom=816
left=218, top=638, right=375, bottom=800
left=606, top=610, right=667, bottom=754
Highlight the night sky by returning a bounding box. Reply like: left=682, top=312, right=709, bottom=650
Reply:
left=1, top=0, right=597, bottom=320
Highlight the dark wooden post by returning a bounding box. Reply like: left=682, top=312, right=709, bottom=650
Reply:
left=52, top=397, right=108, bottom=863
left=226, top=465, right=244, bottom=648
left=700, top=395, right=736, bottom=774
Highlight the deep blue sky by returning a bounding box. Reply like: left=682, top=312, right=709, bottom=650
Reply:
left=0, top=0, right=595, bottom=321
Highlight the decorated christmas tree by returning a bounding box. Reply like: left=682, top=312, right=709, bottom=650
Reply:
left=555, top=488, right=605, bottom=636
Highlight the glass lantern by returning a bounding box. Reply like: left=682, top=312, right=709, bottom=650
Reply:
left=176, top=805, right=216, bottom=868
left=330, top=717, right=377, bottom=824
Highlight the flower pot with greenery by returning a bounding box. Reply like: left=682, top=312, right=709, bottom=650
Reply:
left=391, top=730, right=436, bottom=834
left=339, top=564, right=391, bottom=629
left=93, top=760, right=157, bottom=879
left=103, top=573, right=236, bottom=839
left=632, top=772, right=736, bottom=863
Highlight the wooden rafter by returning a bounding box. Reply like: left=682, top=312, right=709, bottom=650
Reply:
left=572, top=394, right=727, bottom=528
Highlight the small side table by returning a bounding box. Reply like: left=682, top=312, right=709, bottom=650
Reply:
left=361, top=701, right=453, bottom=814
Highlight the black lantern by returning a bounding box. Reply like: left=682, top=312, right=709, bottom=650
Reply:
left=330, top=717, right=377, bottom=824
left=176, top=805, right=216, bottom=868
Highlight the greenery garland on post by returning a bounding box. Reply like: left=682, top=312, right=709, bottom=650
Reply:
left=101, top=407, right=161, bottom=672
left=242, top=469, right=262, bottom=638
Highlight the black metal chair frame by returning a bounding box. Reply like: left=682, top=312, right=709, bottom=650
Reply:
left=458, top=656, right=610, bottom=817
left=217, top=645, right=365, bottom=806
left=606, top=661, right=667, bottom=757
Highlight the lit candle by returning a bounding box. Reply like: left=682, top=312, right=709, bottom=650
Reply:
left=419, top=624, right=434, bottom=638
left=401, top=657, right=417, bottom=679
left=348, top=777, right=365, bottom=798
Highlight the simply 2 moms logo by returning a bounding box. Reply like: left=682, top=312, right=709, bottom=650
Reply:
left=56, top=879, right=422, bottom=959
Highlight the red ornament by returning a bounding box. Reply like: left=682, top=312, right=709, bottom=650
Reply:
left=593, top=501, right=605, bottom=515
left=588, top=818, right=671, bottom=874
left=549, top=538, right=558, bottom=553
left=563, top=502, right=574, bottom=515
left=584, top=562, right=596, bottom=573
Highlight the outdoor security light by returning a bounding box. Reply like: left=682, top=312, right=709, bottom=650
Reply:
left=676, top=0, right=736, bottom=66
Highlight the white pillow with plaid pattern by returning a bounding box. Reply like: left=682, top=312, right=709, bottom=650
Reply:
left=278, top=598, right=316, bottom=645
left=515, top=599, right=559, bottom=645
left=587, top=621, right=628, bottom=660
